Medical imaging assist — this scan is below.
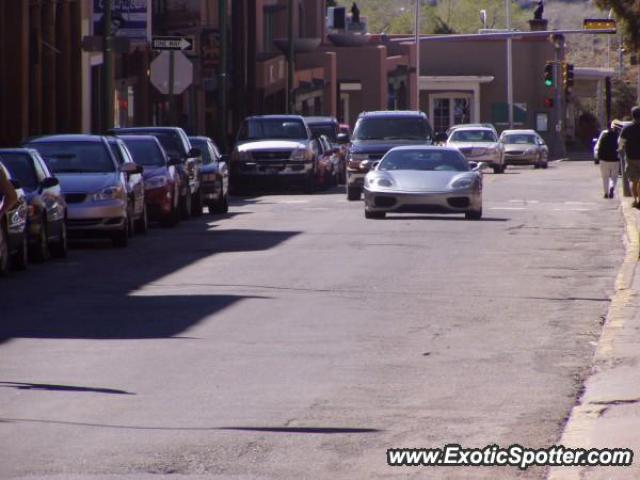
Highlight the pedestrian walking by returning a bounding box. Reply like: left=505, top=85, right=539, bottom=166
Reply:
left=594, top=120, right=622, bottom=199
left=0, top=162, right=18, bottom=217
left=619, top=107, right=640, bottom=207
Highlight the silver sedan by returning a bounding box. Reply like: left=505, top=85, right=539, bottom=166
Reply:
left=363, top=146, right=484, bottom=220
left=446, top=127, right=505, bottom=174
left=500, top=129, right=548, bottom=168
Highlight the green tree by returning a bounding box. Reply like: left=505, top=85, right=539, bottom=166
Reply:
left=593, top=0, right=640, bottom=51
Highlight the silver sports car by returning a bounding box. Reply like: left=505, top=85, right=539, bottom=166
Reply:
left=363, top=146, right=484, bottom=220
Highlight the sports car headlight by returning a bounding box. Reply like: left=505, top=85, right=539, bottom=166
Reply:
left=451, top=177, right=475, bottom=189
left=91, top=185, right=125, bottom=201
left=366, top=176, right=393, bottom=188
left=145, top=176, right=168, bottom=189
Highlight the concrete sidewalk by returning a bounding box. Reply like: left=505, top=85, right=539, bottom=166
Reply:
left=547, top=194, right=640, bottom=479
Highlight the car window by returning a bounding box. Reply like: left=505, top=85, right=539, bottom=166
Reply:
left=31, top=152, right=51, bottom=180
left=353, top=117, right=432, bottom=141
left=190, top=139, right=214, bottom=164
left=450, top=130, right=497, bottom=143
left=238, top=119, right=308, bottom=141
left=309, top=124, right=338, bottom=143
left=27, top=142, right=116, bottom=174
left=379, top=150, right=468, bottom=172
left=0, top=152, right=39, bottom=191
left=122, top=139, right=167, bottom=167
left=502, top=134, right=537, bottom=144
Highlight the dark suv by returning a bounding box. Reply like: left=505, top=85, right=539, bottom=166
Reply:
left=111, top=127, right=203, bottom=217
left=346, top=111, right=434, bottom=200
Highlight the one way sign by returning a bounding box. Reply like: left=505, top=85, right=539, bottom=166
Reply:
left=152, top=36, right=194, bottom=52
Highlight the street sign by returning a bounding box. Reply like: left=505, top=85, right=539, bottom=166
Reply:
left=152, top=36, right=194, bottom=52
left=583, top=19, right=616, bottom=31
left=93, top=0, right=150, bottom=42
left=150, top=51, right=193, bottom=95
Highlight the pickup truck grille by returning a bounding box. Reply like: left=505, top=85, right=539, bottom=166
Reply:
left=251, top=150, right=293, bottom=161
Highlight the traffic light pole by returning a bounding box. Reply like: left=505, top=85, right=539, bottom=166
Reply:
left=102, top=0, right=114, bottom=132
left=552, top=36, right=566, bottom=160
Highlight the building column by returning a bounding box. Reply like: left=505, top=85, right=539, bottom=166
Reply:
left=473, top=84, right=481, bottom=123
left=42, top=0, right=57, bottom=133
left=3, top=0, right=29, bottom=145
left=29, top=1, right=44, bottom=136
left=56, top=0, right=72, bottom=132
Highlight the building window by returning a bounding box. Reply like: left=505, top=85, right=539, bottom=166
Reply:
left=430, top=94, right=473, bottom=133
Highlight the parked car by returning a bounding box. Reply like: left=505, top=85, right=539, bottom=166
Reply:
left=363, top=146, right=485, bottom=220
left=445, top=127, right=505, bottom=174
left=231, top=115, right=319, bottom=193
left=118, top=135, right=181, bottom=227
left=0, top=162, right=28, bottom=274
left=316, top=135, right=341, bottom=188
left=111, top=127, right=203, bottom=218
left=305, top=116, right=347, bottom=184
left=0, top=148, right=67, bottom=261
left=346, top=110, right=434, bottom=200
left=189, top=136, right=229, bottom=214
left=24, top=134, right=140, bottom=247
left=499, top=129, right=549, bottom=168
left=106, top=137, right=148, bottom=234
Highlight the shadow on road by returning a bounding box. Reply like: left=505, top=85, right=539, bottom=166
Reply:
left=383, top=215, right=509, bottom=222
left=0, top=382, right=134, bottom=395
left=0, top=216, right=300, bottom=343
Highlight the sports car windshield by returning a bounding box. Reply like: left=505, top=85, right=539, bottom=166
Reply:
left=379, top=150, right=469, bottom=172
left=353, top=118, right=432, bottom=141
left=450, top=130, right=497, bottom=143
left=502, top=134, right=538, bottom=144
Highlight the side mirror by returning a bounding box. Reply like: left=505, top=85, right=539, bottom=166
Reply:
left=371, top=161, right=380, bottom=170
left=188, top=147, right=202, bottom=158
left=337, top=133, right=350, bottom=144
left=40, top=177, right=60, bottom=189
left=472, top=162, right=488, bottom=172
left=434, top=132, right=448, bottom=143
left=9, top=179, right=22, bottom=190
left=120, top=163, right=142, bottom=174
left=468, top=161, right=478, bottom=170
left=220, top=154, right=230, bottom=164
left=168, top=157, right=182, bottom=166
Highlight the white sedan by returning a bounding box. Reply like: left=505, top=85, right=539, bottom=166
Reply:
left=446, top=127, right=505, bottom=174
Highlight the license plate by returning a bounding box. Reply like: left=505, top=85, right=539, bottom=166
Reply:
left=265, top=168, right=279, bottom=175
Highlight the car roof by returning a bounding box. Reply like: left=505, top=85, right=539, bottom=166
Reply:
left=450, top=126, right=495, bottom=132
left=304, top=116, right=338, bottom=124
left=0, top=148, right=39, bottom=155
left=501, top=129, right=538, bottom=134
left=188, top=136, right=212, bottom=142
left=117, top=134, right=161, bottom=142
left=386, top=145, right=462, bottom=153
left=358, top=110, right=427, bottom=118
left=26, top=134, right=107, bottom=143
left=244, top=115, right=305, bottom=121
left=112, top=126, right=182, bottom=132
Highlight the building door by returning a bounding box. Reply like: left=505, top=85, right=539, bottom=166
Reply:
left=429, top=94, right=473, bottom=134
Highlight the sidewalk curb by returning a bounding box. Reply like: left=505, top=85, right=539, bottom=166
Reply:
left=546, top=198, right=639, bottom=480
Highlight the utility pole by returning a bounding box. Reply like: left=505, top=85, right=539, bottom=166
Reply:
left=287, top=0, right=295, bottom=114
left=551, top=33, right=566, bottom=159
left=415, top=0, right=421, bottom=111
left=218, top=0, right=228, bottom=151
left=102, top=0, right=114, bottom=132
left=506, top=0, right=513, bottom=128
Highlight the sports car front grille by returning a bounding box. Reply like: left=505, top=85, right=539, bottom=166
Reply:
left=374, top=196, right=397, bottom=207
left=447, top=197, right=470, bottom=208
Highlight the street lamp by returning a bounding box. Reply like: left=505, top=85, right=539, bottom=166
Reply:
left=506, top=0, right=513, bottom=128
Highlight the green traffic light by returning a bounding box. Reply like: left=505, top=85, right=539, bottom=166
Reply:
left=545, top=79, right=553, bottom=87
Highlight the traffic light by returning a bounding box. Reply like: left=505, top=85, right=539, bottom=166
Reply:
left=544, top=62, right=553, bottom=87
left=565, top=63, right=574, bottom=95
left=543, top=97, right=554, bottom=108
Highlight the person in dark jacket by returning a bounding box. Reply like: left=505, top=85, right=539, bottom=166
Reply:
left=594, top=120, right=622, bottom=199
left=619, top=107, right=640, bottom=207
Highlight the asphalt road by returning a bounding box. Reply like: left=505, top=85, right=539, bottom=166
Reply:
left=0, top=161, right=624, bottom=479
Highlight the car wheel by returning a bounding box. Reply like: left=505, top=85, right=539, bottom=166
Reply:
left=128, top=208, right=136, bottom=237
left=364, top=210, right=386, bottom=219
left=32, top=217, right=50, bottom=263
left=542, top=162, right=548, bottom=169
left=135, top=204, right=149, bottom=234
left=180, top=189, right=192, bottom=219
left=465, top=208, right=483, bottom=220
left=191, top=188, right=204, bottom=217
left=12, top=233, right=28, bottom=270
left=112, top=218, right=129, bottom=248
left=162, top=196, right=179, bottom=227
left=50, top=220, right=68, bottom=258
left=0, top=224, right=9, bottom=277
left=347, top=186, right=361, bottom=201
left=212, top=190, right=229, bottom=214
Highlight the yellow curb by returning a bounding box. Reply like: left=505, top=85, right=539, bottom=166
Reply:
left=547, top=198, right=639, bottom=480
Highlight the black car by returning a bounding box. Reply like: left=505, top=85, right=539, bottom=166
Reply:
left=0, top=148, right=68, bottom=262
left=189, top=136, right=229, bottom=214
left=0, top=162, right=28, bottom=275
left=111, top=127, right=203, bottom=218
left=346, top=111, right=434, bottom=200
left=106, top=137, right=148, bottom=234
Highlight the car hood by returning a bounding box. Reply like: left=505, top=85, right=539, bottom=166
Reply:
left=350, top=139, right=431, bottom=155
left=375, top=170, right=475, bottom=192
left=503, top=144, right=537, bottom=151
left=236, top=140, right=309, bottom=152
left=142, top=166, right=170, bottom=180
left=55, top=173, right=120, bottom=193
left=448, top=142, right=498, bottom=150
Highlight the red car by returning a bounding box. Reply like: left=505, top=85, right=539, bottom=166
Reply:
left=316, top=135, right=341, bottom=188
left=118, top=135, right=182, bottom=227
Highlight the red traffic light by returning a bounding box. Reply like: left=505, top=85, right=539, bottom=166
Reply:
left=543, top=98, right=554, bottom=108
